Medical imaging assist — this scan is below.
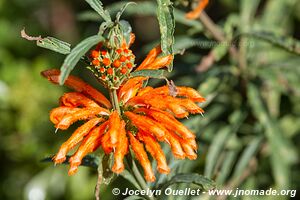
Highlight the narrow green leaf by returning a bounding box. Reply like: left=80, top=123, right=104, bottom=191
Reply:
left=79, top=1, right=202, bottom=29
left=130, top=69, right=166, bottom=79
left=216, top=151, right=238, bottom=185
left=119, top=20, right=132, bottom=45
left=59, top=35, right=104, bottom=85
left=204, top=126, right=231, bottom=178
left=247, top=83, right=298, bottom=188
left=120, top=170, right=141, bottom=190
left=232, top=136, right=263, bottom=180
left=156, top=0, right=175, bottom=71
left=37, top=37, right=71, bottom=55
left=239, top=32, right=300, bottom=55
left=116, top=2, right=136, bottom=22
left=159, top=173, right=215, bottom=191
left=124, top=196, right=146, bottom=200
left=85, top=0, right=111, bottom=22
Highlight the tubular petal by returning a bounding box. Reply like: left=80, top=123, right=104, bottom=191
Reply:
left=137, top=45, right=162, bottom=70
left=165, top=131, right=186, bottom=159
left=68, top=122, right=108, bottom=175
left=125, top=111, right=168, bottom=141
left=178, top=99, right=205, bottom=114
left=149, top=86, right=206, bottom=102
left=128, top=132, right=156, bottom=182
left=181, top=140, right=197, bottom=160
left=135, top=108, right=195, bottom=139
left=186, top=0, right=209, bottom=20
left=60, top=92, right=100, bottom=108
left=112, top=121, right=128, bottom=173
left=118, top=77, right=146, bottom=103
left=41, top=69, right=112, bottom=108
left=56, top=108, right=108, bottom=130
left=138, top=132, right=170, bottom=174
left=139, top=55, right=173, bottom=70
left=53, top=118, right=103, bottom=164
left=137, top=86, right=154, bottom=97
left=50, top=107, right=80, bottom=124
left=107, top=111, right=121, bottom=147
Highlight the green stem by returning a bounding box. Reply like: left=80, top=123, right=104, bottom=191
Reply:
left=109, top=89, right=121, bottom=114
left=126, top=155, right=155, bottom=200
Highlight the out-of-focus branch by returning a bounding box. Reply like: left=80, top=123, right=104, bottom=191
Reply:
left=196, top=12, right=239, bottom=72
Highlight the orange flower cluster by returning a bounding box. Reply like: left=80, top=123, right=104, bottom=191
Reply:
left=89, top=34, right=135, bottom=86
left=42, top=36, right=205, bottom=182
left=186, top=0, right=209, bottom=19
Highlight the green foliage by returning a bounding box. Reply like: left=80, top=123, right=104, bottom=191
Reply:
left=59, top=35, right=104, bottom=85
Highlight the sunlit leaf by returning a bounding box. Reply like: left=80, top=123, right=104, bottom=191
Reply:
left=130, top=69, right=166, bottom=79
left=37, top=37, right=71, bottom=55
left=85, top=0, right=111, bottom=22
left=156, top=0, right=175, bottom=71
left=59, top=35, right=104, bottom=85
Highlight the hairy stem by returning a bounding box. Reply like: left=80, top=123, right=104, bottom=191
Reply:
left=109, top=89, right=121, bottom=114
left=126, top=155, right=155, bottom=200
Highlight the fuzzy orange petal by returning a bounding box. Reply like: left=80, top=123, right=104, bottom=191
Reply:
left=60, top=92, right=100, bottom=108
left=125, top=111, right=168, bottom=141
left=68, top=121, right=108, bottom=175
left=118, top=77, right=146, bottom=103
left=139, top=55, right=173, bottom=70
left=56, top=108, right=108, bottom=130
left=164, top=131, right=186, bottom=159
left=107, top=110, right=121, bottom=147
left=112, top=121, right=128, bottom=174
left=186, top=0, right=209, bottom=20
left=50, top=107, right=80, bottom=125
left=136, top=108, right=195, bottom=139
left=150, top=86, right=206, bottom=102
left=138, top=131, right=170, bottom=174
left=180, top=140, right=197, bottom=160
left=128, top=132, right=156, bottom=182
left=137, top=45, right=162, bottom=70
left=41, top=69, right=112, bottom=108
left=53, top=118, right=103, bottom=164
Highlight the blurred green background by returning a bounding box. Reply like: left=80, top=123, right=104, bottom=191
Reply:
left=0, top=0, right=300, bottom=199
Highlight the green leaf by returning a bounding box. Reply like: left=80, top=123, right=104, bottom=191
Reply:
left=156, top=0, right=175, bottom=71
left=159, top=173, right=215, bottom=191
left=130, top=69, right=166, bottom=79
left=79, top=1, right=202, bottom=29
left=120, top=170, right=141, bottom=190
left=115, top=2, right=136, bottom=22
left=204, top=126, right=231, bottom=178
left=37, top=37, right=71, bottom=55
left=239, top=32, right=300, bottom=55
left=85, top=0, right=111, bottom=22
left=41, top=154, right=99, bottom=168
left=124, top=196, right=146, bottom=200
left=119, top=20, right=132, bottom=45
left=59, top=35, right=104, bottom=85
left=247, top=83, right=298, bottom=188
left=232, top=136, right=263, bottom=180
left=216, top=150, right=238, bottom=185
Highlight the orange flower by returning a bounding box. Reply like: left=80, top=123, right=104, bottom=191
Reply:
left=42, top=34, right=205, bottom=182
left=186, top=0, right=209, bottom=20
